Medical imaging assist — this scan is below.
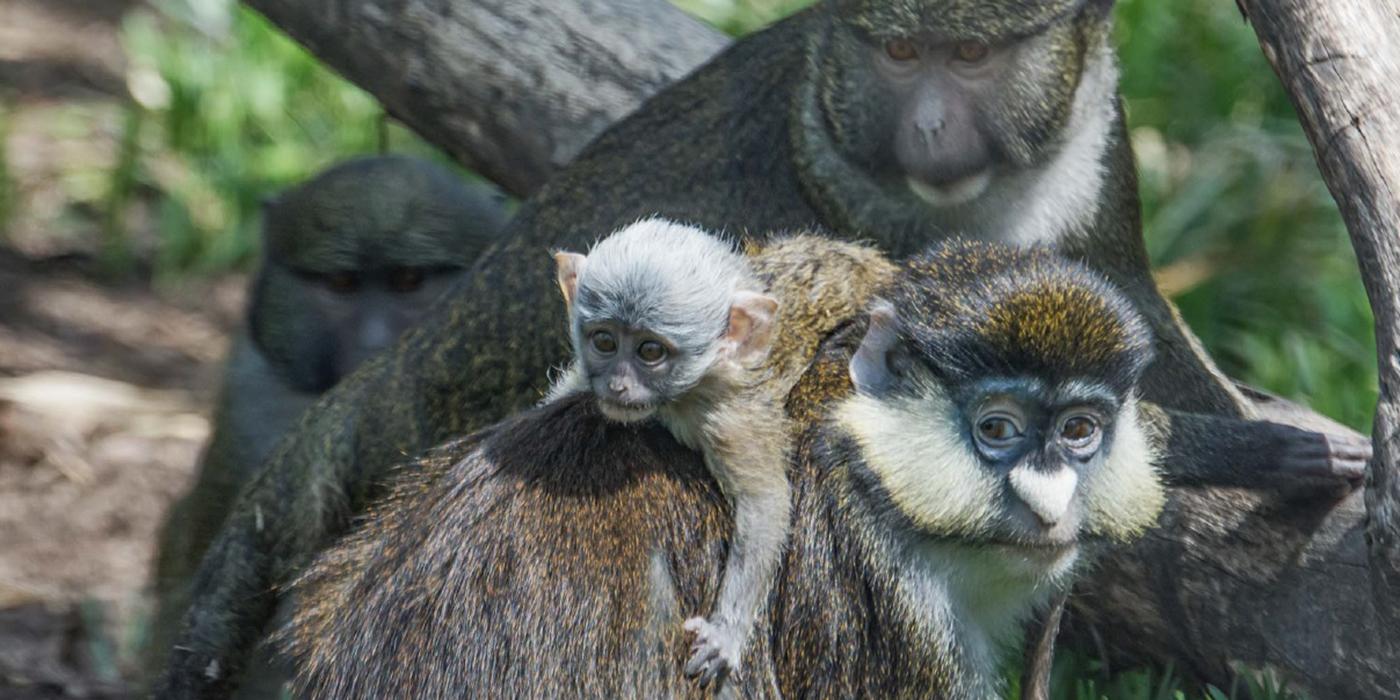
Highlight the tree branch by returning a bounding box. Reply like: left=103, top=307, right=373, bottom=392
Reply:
left=1238, top=0, right=1400, bottom=632
left=241, top=0, right=731, bottom=198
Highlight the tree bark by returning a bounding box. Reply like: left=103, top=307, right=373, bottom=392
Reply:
left=1237, top=0, right=1400, bottom=635
left=242, top=0, right=1400, bottom=695
left=241, top=0, right=730, bottom=198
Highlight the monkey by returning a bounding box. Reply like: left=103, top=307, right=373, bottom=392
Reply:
left=770, top=239, right=1167, bottom=698
left=546, top=218, right=785, bottom=687
left=144, top=155, right=510, bottom=695
left=275, top=239, right=1165, bottom=699
left=158, top=1, right=1368, bottom=693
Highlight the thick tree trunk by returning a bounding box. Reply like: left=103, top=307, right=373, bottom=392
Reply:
left=241, top=0, right=730, bottom=198
left=243, top=0, right=1400, bottom=695
left=1237, top=0, right=1400, bottom=634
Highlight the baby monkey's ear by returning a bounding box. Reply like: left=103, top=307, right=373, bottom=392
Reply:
left=725, top=291, right=779, bottom=365
left=850, top=299, right=901, bottom=396
left=553, top=251, right=587, bottom=308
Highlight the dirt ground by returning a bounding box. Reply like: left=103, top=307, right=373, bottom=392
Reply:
left=0, top=1, right=243, bottom=696
left=0, top=251, right=241, bottom=698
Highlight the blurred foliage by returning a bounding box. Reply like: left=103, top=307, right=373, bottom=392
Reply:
left=1114, top=0, right=1376, bottom=430
left=115, top=0, right=445, bottom=276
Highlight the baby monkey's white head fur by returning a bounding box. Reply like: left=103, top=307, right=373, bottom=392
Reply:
left=553, top=218, right=778, bottom=424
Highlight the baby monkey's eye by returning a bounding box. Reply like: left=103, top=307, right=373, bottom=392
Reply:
left=636, top=340, right=667, bottom=364
left=591, top=331, right=618, bottom=354
left=1060, top=415, right=1099, bottom=445
left=953, top=40, right=990, bottom=64
left=884, top=38, right=919, bottom=62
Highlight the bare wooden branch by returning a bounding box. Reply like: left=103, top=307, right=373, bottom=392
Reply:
left=1238, top=0, right=1400, bottom=631
left=241, top=0, right=731, bottom=198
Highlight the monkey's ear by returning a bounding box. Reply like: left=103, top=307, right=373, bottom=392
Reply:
left=850, top=299, right=900, bottom=396
left=553, top=251, right=587, bottom=307
left=725, top=291, right=779, bottom=364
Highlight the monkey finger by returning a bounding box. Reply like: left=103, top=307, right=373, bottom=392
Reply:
left=1326, top=433, right=1374, bottom=461
left=1277, top=455, right=1366, bottom=483
left=685, top=648, right=719, bottom=677
left=700, top=659, right=729, bottom=688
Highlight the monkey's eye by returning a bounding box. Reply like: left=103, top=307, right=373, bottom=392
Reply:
left=636, top=340, right=667, bottom=364
left=323, top=271, right=360, bottom=294
left=952, top=40, right=990, bottom=64
left=1059, top=415, right=1100, bottom=449
left=387, top=266, right=425, bottom=293
left=591, top=331, right=618, bottom=354
left=975, top=414, right=1023, bottom=448
left=884, top=39, right=919, bottom=62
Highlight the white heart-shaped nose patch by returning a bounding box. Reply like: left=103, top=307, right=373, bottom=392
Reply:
left=1009, top=466, right=1079, bottom=526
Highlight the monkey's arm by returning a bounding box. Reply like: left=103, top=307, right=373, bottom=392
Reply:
left=155, top=404, right=363, bottom=697
left=1141, top=402, right=1370, bottom=487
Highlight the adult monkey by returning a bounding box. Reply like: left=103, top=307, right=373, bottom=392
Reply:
left=145, top=156, right=510, bottom=696
left=158, top=0, right=1365, bottom=694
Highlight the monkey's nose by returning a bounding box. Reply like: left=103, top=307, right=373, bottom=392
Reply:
left=1008, top=465, right=1078, bottom=527
left=918, top=119, right=945, bottom=144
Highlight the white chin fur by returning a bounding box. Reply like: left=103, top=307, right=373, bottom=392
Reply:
left=597, top=400, right=656, bottom=424
left=992, top=541, right=1081, bottom=584
left=907, top=172, right=992, bottom=207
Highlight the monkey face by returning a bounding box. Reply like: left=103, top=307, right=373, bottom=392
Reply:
left=251, top=262, right=467, bottom=393
left=250, top=156, right=508, bottom=393
left=836, top=244, right=1165, bottom=578
left=576, top=321, right=688, bottom=424
left=552, top=218, right=779, bottom=425
left=818, top=1, right=1097, bottom=209
left=840, top=361, right=1158, bottom=556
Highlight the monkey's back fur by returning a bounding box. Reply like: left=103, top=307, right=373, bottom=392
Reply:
left=748, top=234, right=898, bottom=404
left=284, top=395, right=739, bottom=699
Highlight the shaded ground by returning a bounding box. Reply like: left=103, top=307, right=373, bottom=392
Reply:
left=0, top=252, right=241, bottom=698
left=1, top=1, right=243, bottom=696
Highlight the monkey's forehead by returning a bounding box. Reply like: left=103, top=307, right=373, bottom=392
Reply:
left=835, top=0, right=1090, bottom=41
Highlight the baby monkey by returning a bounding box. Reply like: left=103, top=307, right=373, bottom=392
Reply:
left=550, top=218, right=785, bottom=687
